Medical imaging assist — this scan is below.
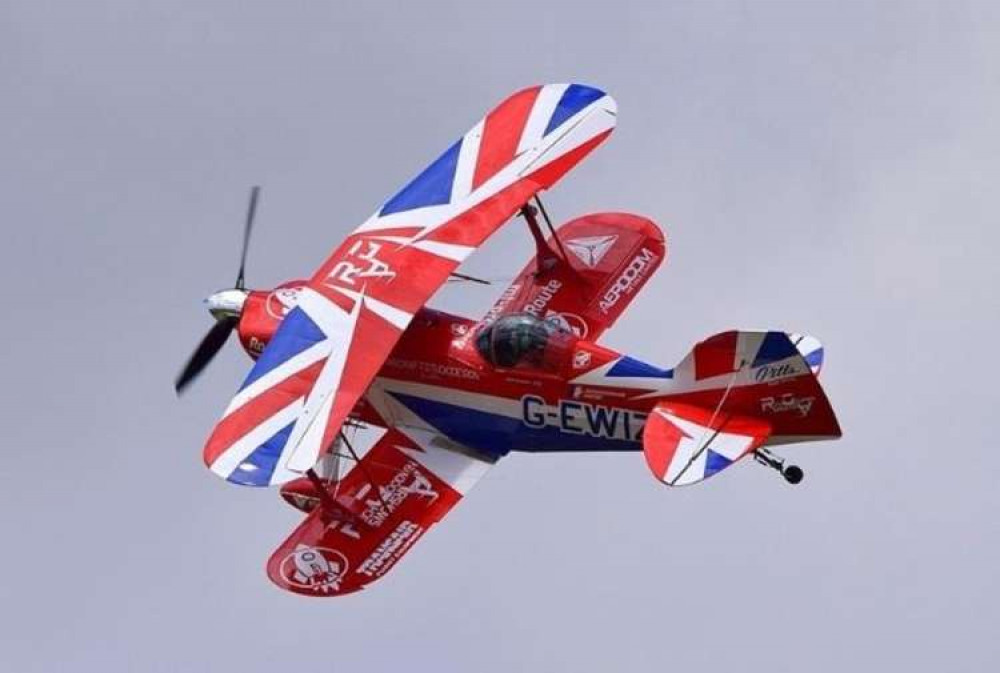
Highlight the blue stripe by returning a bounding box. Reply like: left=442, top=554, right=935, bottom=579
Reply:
left=389, top=392, right=641, bottom=458
left=225, top=422, right=295, bottom=486
left=544, top=84, right=605, bottom=136
left=805, top=347, right=824, bottom=370
left=606, top=356, right=673, bottom=379
left=239, top=306, right=325, bottom=391
left=704, top=449, right=733, bottom=478
left=380, top=138, right=462, bottom=216
left=751, top=332, right=797, bottom=368
left=390, top=392, right=517, bottom=458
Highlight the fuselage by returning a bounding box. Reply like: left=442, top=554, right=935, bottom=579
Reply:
left=236, top=286, right=674, bottom=461
left=364, top=308, right=667, bottom=460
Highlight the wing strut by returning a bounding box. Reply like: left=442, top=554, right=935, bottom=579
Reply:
left=448, top=271, right=492, bottom=285
left=305, top=468, right=358, bottom=524
left=534, top=196, right=572, bottom=263
left=521, top=196, right=574, bottom=275
left=339, top=431, right=392, bottom=518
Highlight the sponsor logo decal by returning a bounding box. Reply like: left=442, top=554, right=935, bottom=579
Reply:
left=386, top=358, right=480, bottom=381
left=481, top=283, right=522, bottom=326
left=523, top=279, right=562, bottom=317
left=324, top=239, right=396, bottom=289
left=753, top=361, right=805, bottom=383
left=760, top=394, right=815, bottom=417
left=573, top=350, right=592, bottom=369
left=248, top=336, right=267, bottom=355
left=265, top=286, right=303, bottom=320
left=280, top=545, right=348, bottom=594
left=521, top=395, right=646, bottom=442
left=357, top=520, right=423, bottom=578
left=566, top=235, right=618, bottom=268
left=356, top=461, right=439, bottom=528
left=599, top=248, right=658, bottom=314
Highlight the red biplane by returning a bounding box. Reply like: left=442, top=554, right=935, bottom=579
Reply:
left=178, top=84, right=841, bottom=596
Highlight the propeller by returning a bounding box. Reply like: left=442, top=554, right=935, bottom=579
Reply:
left=175, top=186, right=260, bottom=394
left=236, top=185, right=259, bottom=290
left=175, top=316, right=239, bottom=393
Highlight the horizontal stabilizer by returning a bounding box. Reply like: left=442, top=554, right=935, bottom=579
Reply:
left=643, top=402, right=771, bottom=486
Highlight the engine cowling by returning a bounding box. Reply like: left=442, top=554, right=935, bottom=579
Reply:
left=236, top=281, right=307, bottom=358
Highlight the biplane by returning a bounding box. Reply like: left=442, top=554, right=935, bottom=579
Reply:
left=177, top=84, right=841, bottom=597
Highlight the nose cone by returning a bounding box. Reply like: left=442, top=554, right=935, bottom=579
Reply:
left=205, top=289, right=248, bottom=319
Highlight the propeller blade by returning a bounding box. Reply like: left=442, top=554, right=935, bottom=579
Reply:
left=175, top=316, right=239, bottom=394
left=235, top=185, right=260, bottom=290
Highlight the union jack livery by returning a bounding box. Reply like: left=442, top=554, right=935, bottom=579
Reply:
left=177, top=84, right=842, bottom=597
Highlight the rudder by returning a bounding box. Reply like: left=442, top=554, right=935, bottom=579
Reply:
left=664, top=330, right=841, bottom=445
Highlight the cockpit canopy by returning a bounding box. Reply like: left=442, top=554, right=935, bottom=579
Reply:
left=475, top=313, right=577, bottom=371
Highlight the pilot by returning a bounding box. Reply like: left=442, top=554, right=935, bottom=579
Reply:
left=475, top=313, right=572, bottom=369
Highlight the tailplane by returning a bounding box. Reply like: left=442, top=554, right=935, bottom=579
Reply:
left=642, top=330, right=841, bottom=486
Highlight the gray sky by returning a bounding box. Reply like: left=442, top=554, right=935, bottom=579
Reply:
left=3, top=1, right=998, bottom=671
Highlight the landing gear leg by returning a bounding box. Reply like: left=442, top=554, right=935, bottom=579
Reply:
left=305, top=468, right=359, bottom=524
left=753, top=448, right=804, bottom=485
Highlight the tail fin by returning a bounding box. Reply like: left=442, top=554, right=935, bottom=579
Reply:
left=789, top=333, right=824, bottom=376
left=665, top=330, right=841, bottom=445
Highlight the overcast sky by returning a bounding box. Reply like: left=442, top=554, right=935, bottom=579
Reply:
left=3, top=2, right=998, bottom=671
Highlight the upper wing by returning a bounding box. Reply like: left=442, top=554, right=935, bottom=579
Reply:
left=266, top=425, right=496, bottom=596
left=480, top=212, right=665, bottom=342
left=203, top=83, right=617, bottom=486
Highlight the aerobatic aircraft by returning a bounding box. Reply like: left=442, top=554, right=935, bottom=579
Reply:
left=177, top=84, right=841, bottom=597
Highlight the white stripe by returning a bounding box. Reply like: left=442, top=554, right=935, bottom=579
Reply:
left=354, top=203, right=453, bottom=233
left=224, top=339, right=330, bottom=416
left=328, top=286, right=413, bottom=331
left=660, top=412, right=758, bottom=485
left=516, top=83, right=568, bottom=155
left=396, top=427, right=494, bottom=495
left=451, top=119, right=483, bottom=202
left=341, top=236, right=473, bottom=263
left=356, top=93, right=617, bottom=239
left=284, top=293, right=364, bottom=472
left=569, top=357, right=671, bottom=390
left=411, top=239, right=475, bottom=262
left=373, top=378, right=524, bottom=420
left=363, top=295, right=412, bottom=330
left=297, top=287, right=349, bottom=337
left=329, top=285, right=363, bottom=303
left=327, top=286, right=412, bottom=331
left=518, top=96, right=617, bottom=179
left=224, top=291, right=343, bottom=417
left=367, top=235, right=414, bottom=246
left=210, top=398, right=304, bottom=480
left=283, top=385, right=335, bottom=477
left=736, top=331, right=765, bottom=368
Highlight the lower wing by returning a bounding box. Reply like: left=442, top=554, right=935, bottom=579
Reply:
left=266, top=425, right=496, bottom=596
